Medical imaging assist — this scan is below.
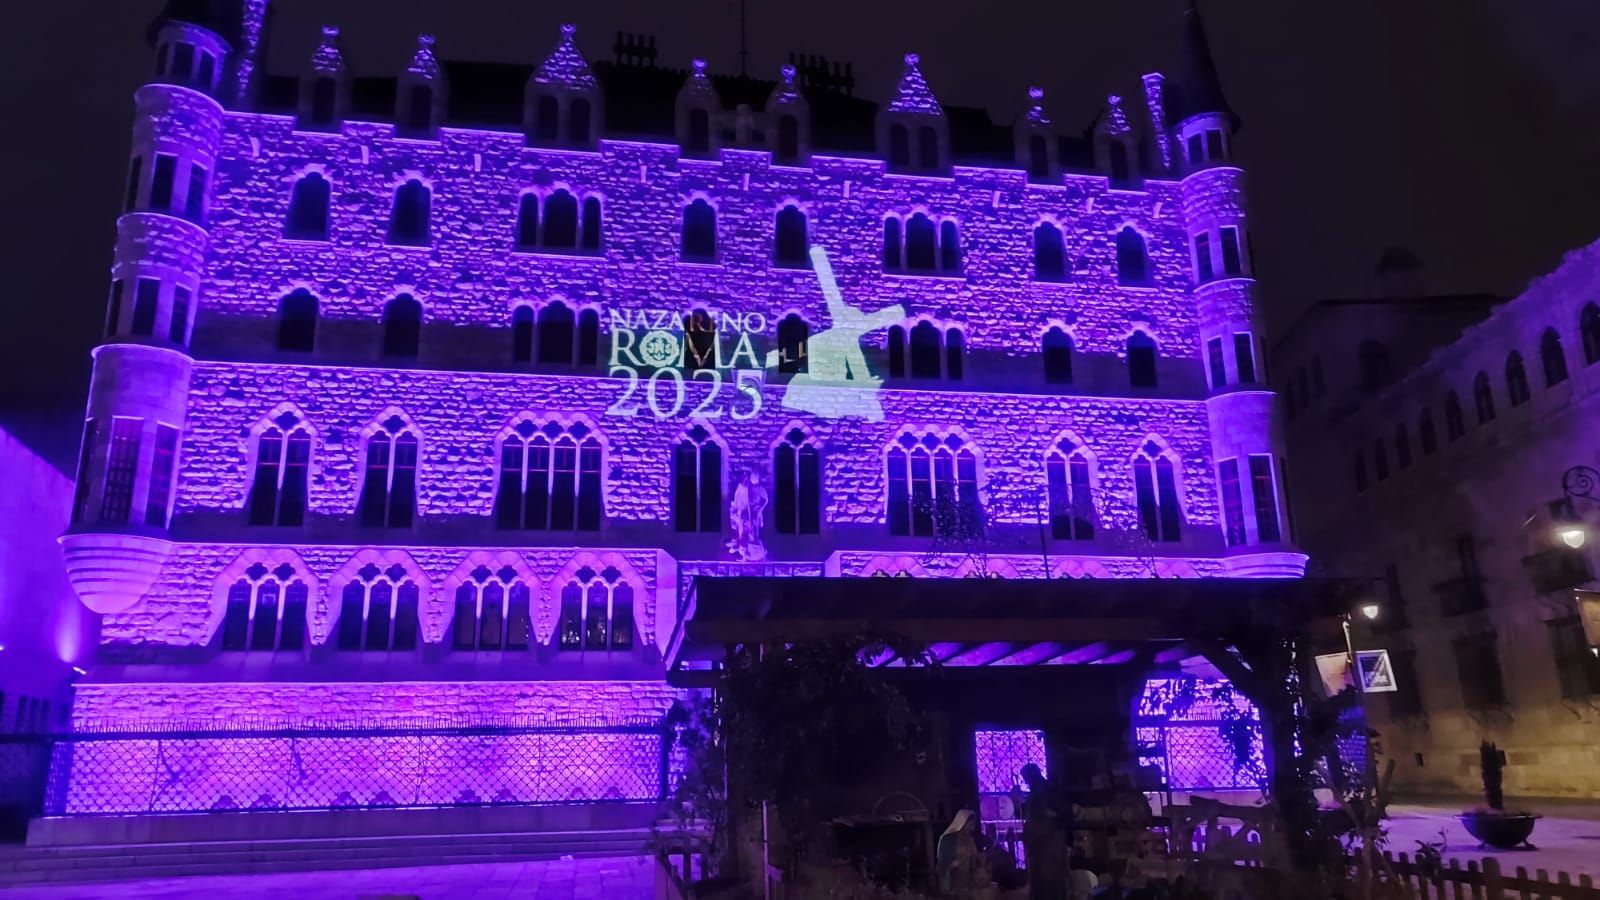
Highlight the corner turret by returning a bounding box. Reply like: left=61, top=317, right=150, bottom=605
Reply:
left=1172, top=0, right=1237, bottom=171
left=297, top=25, right=348, bottom=133
left=396, top=34, right=446, bottom=140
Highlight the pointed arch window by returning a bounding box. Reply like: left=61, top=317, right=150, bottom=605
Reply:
left=277, top=289, right=318, bottom=352
left=1583, top=303, right=1600, bottom=366
left=558, top=565, right=634, bottom=651
left=1132, top=440, right=1182, bottom=543
left=887, top=432, right=980, bottom=538
left=512, top=305, right=534, bottom=363
left=494, top=420, right=602, bottom=531
left=359, top=416, right=418, bottom=528
left=336, top=561, right=420, bottom=652
left=1419, top=408, right=1437, bottom=456
left=1127, top=331, right=1158, bottom=388
left=776, top=314, right=809, bottom=374
left=382, top=294, right=422, bottom=358
left=674, top=424, right=723, bottom=533
left=537, top=300, right=576, bottom=364
left=1540, top=327, right=1568, bottom=386
left=775, top=205, right=809, bottom=268
left=774, top=428, right=821, bottom=535
left=682, top=199, right=717, bottom=262
left=890, top=321, right=963, bottom=381
left=1043, top=327, right=1073, bottom=385
left=1116, top=227, right=1150, bottom=286
left=1045, top=439, right=1094, bottom=540
left=285, top=173, right=330, bottom=240
left=1034, top=222, right=1066, bottom=282
left=570, top=98, right=592, bottom=144
left=1505, top=352, right=1530, bottom=407
left=1445, top=391, right=1465, bottom=439
left=221, top=561, right=309, bottom=653
left=387, top=179, right=431, bottom=246
left=248, top=414, right=311, bottom=527
left=516, top=193, right=540, bottom=250
left=453, top=565, right=532, bottom=652
left=906, top=214, right=936, bottom=272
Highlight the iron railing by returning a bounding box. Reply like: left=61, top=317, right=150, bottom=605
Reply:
left=26, top=717, right=671, bottom=817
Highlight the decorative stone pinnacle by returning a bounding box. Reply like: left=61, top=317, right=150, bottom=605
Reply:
left=692, top=58, right=707, bottom=75
left=321, top=25, right=339, bottom=41
left=1029, top=86, right=1044, bottom=101
left=418, top=33, right=435, bottom=48
left=905, top=53, right=920, bottom=66
left=561, top=23, right=576, bottom=37
left=782, top=64, right=796, bottom=81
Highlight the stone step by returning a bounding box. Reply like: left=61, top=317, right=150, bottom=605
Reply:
left=0, top=829, right=655, bottom=886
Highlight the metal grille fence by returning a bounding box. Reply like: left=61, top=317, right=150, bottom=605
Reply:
left=39, top=718, right=669, bottom=816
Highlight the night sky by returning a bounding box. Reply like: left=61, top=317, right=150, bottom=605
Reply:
left=5, top=0, right=1600, bottom=465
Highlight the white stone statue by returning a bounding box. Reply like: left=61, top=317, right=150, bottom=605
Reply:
left=726, top=470, right=769, bottom=562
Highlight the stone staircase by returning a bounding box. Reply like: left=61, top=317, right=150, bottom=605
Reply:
left=0, top=804, right=664, bottom=887
left=0, top=827, right=654, bottom=886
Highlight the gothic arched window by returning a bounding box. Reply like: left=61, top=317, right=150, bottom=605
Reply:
left=1045, top=439, right=1094, bottom=540
left=1127, top=331, right=1158, bottom=388
left=558, top=565, right=634, bottom=652
left=516, top=193, right=539, bottom=250
left=453, top=566, right=532, bottom=652
left=1505, top=351, right=1530, bottom=407
left=887, top=325, right=907, bottom=378
left=905, top=214, right=937, bottom=272
left=939, top=221, right=961, bottom=274
left=581, top=196, right=602, bottom=251
left=1116, top=227, right=1150, bottom=286
left=1445, top=391, right=1465, bottom=439
left=285, top=173, right=330, bottom=241
left=537, top=300, right=575, bottom=364
left=886, top=432, right=979, bottom=538
left=382, top=294, right=422, bottom=358
left=774, top=428, right=821, bottom=535
left=1540, top=327, right=1568, bottom=386
left=682, top=199, right=717, bottom=262
left=674, top=424, right=722, bottom=533
left=1043, top=327, right=1073, bottom=385
left=277, top=289, right=318, bottom=352
left=1473, top=372, right=1495, bottom=423
left=1583, top=303, right=1600, bottom=366
left=1034, top=223, right=1066, bottom=282
left=776, top=314, right=809, bottom=374
left=1132, top=440, right=1182, bottom=543
left=221, top=561, right=309, bottom=653
left=543, top=189, right=578, bottom=249
left=387, top=179, right=431, bottom=246
left=494, top=420, right=603, bottom=531
left=909, top=321, right=942, bottom=380
left=775, top=205, right=809, bottom=268
left=336, top=561, right=420, bottom=652
left=511, top=305, right=534, bottom=363
left=248, top=414, right=311, bottom=527
left=883, top=217, right=903, bottom=271
left=359, top=416, right=418, bottom=528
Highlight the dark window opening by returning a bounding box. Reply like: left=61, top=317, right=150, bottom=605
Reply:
left=777, top=115, right=800, bottom=161
left=382, top=294, right=422, bottom=359
left=777, top=314, right=809, bottom=374
left=277, top=289, right=317, bottom=352
left=1127, top=331, right=1158, bottom=387
left=1042, top=327, right=1073, bottom=385
left=1034, top=222, right=1066, bottom=282
left=286, top=173, right=331, bottom=240
left=150, top=155, right=177, bottom=214
left=1028, top=135, right=1050, bottom=178
left=889, top=124, right=910, bottom=168
left=682, top=199, right=716, bottom=262
left=310, top=77, right=338, bottom=127
left=512, top=306, right=534, bottom=363
left=775, top=206, right=808, bottom=268
left=387, top=179, right=431, bottom=246
left=774, top=429, right=821, bottom=535
left=1233, top=333, right=1256, bottom=383
left=918, top=125, right=939, bottom=170
left=570, top=98, right=592, bottom=144
left=1220, top=227, right=1243, bottom=276
left=1541, top=328, right=1568, bottom=386
left=131, top=279, right=160, bottom=337
left=543, top=190, right=578, bottom=249
left=687, top=108, right=711, bottom=154
left=536, top=95, right=559, bottom=141
left=1116, top=227, right=1150, bottom=286
left=1193, top=232, right=1213, bottom=283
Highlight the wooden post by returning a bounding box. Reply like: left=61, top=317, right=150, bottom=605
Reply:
left=1480, top=857, right=1502, bottom=900
left=1455, top=859, right=1472, bottom=900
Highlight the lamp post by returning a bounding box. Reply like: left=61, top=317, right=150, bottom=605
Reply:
left=1342, top=601, right=1382, bottom=693
left=1556, top=465, right=1599, bottom=549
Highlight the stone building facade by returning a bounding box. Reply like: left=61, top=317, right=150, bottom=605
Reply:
left=1275, top=242, right=1600, bottom=798
left=56, top=1, right=1302, bottom=813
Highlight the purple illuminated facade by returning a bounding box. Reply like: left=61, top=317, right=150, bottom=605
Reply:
left=58, top=1, right=1302, bottom=814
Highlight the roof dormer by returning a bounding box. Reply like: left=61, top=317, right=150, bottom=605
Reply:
left=396, top=34, right=446, bottom=140
left=766, top=64, right=810, bottom=165
left=676, top=58, right=722, bottom=158
left=1094, top=94, right=1138, bottom=188
left=1014, top=86, right=1057, bottom=183
left=525, top=24, right=602, bottom=150
left=297, top=25, right=349, bottom=133
left=877, top=53, right=948, bottom=175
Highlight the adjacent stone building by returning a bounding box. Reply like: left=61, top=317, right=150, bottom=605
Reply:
left=1276, top=243, right=1600, bottom=798
left=54, top=0, right=1303, bottom=814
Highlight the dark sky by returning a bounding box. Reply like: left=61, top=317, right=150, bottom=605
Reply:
left=5, top=0, right=1600, bottom=463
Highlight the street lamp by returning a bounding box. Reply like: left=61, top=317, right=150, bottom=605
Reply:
left=1342, top=599, right=1380, bottom=693
left=1556, top=465, right=1600, bottom=549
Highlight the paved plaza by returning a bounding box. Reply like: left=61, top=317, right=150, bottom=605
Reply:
left=1384, top=803, right=1600, bottom=881
left=0, top=856, right=658, bottom=899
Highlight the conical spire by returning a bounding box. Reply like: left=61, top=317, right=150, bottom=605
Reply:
left=887, top=53, right=942, bottom=116
left=680, top=57, right=720, bottom=104
left=534, top=23, right=597, bottom=90
left=406, top=33, right=440, bottom=80
left=1176, top=0, right=1235, bottom=125
left=1024, top=86, right=1050, bottom=127
left=1101, top=94, right=1131, bottom=136
left=148, top=0, right=242, bottom=47
left=769, top=63, right=802, bottom=106
left=310, top=24, right=344, bottom=74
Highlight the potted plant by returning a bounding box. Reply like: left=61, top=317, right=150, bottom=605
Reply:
left=1457, top=741, right=1539, bottom=849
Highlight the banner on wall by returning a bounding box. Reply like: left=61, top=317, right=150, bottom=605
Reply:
left=1314, top=650, right=1397, bottom=695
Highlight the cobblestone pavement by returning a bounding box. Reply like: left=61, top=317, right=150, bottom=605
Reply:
left=0, top=856, right=658, bottom=899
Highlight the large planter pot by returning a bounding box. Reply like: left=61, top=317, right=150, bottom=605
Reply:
left=1457, top=813, right=1539, bottom=849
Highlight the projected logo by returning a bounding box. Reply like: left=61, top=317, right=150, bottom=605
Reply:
left=607, top=246, right=905, bottom=421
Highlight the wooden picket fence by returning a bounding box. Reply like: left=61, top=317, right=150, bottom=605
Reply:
left=1372, top=851, right=1600, bottom=900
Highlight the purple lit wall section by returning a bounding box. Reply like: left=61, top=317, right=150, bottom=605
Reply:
left=1136, top=677, right=1264, bottom=791
left=974, top=728, right=1047, bottom=795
